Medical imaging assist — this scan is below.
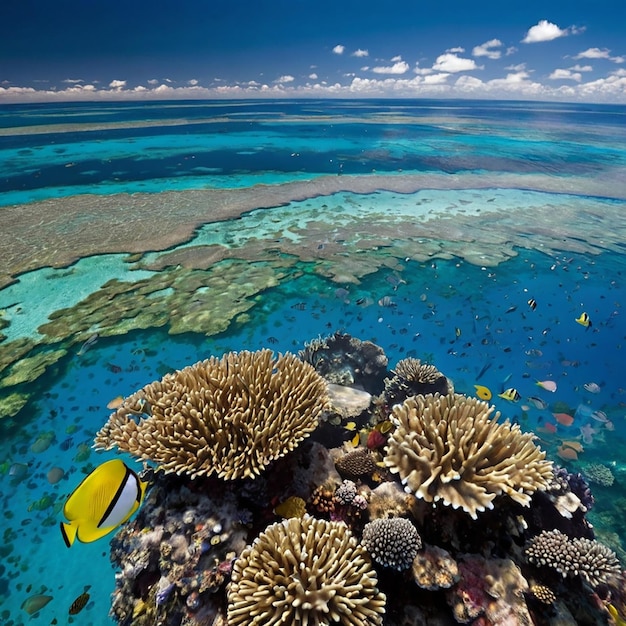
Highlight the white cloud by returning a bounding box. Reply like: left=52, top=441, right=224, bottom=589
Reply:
left=351, top=49, right=369, bottom=57
left=423, top=73, right=450, bottom=85
left=549, top=68, right=582, bottom=82
left=309, top=73, right=318, bottom=80
left=391, top=55, right=403, bottom=62
left=505, top=46, right=518, bottom=56
left=332, top=44, right=345, bottom=55
left=447, top=47, right=465, bottom=54
left=472, top=39, right=503, bottom=60
left=188, top=79, right=198, bottom=86
left=574, top=47, right=625, bottom=63
left=570, top=64, right=592, bottom=72
left=62, top=78, right=84, bottom=84
left=372, top=61, right=409, bottom=74
left=433, top=53, right=482, bottom=73
left=522, top=20, right=570, bottom=43
left=147, top=79, right=159, bottom=85
left=274, top=75, right=295, bottom=83
left=109, top=79, right=126, bottom=89
left=505, top=63, right=527, bottom=72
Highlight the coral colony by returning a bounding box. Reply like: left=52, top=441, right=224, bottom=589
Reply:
left=92, top=335, right=624, bottom=625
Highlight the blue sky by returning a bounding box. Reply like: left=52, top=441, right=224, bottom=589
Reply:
left=1, top=0, right=625, bottom=103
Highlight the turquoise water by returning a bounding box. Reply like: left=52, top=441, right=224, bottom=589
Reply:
left=1, top=99, right=626, bottom=625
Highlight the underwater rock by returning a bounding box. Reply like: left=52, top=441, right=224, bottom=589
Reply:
left=327, top=383, right=372, bottom=418
left=412, top=545, right=460, bottom=591
left=0, top=390, right=30, bottom=419
left=0, top=348, right=67, bottom=388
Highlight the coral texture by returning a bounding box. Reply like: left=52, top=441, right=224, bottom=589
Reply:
left=412, top=545, right=460, bottom=590
left=227, top=516, right=386, bottom=626
left=525, top=529, right=621, bottom=588
left=94, top=349, right=329, bottom=479
left=384, top=393, right=553, bottom=519
left=583, top=463, right=615, bottom=487
left=361, top=517, right=422, bottom=571
left=383, top=358, right=452, bottom=406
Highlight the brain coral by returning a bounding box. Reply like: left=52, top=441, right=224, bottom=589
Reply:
left=94, top=349, right=329, bottom=479
left=384, top=393, right=553, bottom=519
left=227, top=516, right=386, bottom=626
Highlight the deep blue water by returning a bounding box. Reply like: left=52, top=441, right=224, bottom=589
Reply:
left=1, top=99, right=626, bottom=625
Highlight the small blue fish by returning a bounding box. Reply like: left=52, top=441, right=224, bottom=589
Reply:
left=60, top=437, right=74, bottom=451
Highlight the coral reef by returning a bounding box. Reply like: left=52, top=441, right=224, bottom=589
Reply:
left=361, top=517, right=422, bottom=571
left=299, top=332, right=389, bottom=393
left=227, top=516, right=386, bottom=625
left=525, top=528, right=622, bottom=588
left=94, top=349, right=330, bottom=479
left=412, top=545, right=460, bottom=591
left=384, top=392, right=553, bottom=519
left=100, top=339, right=622, bottom=626
left=383, top=358, right=452, bottom=406
left=583, top=463, right=616, bottom=487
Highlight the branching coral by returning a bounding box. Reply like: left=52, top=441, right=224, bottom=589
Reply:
left=227, top=516, right=386, bottom=626
left=525, top=529, right=622, bottom=588
left=94, top=349, right=330, bottom=479
left=384, top=393, right=553, bottom=519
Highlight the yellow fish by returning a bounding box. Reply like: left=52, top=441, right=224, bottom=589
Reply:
left=60, top=459, right=147, bottom=548
left=474, top=384, right=492, bottom=401
left=607, top=604, right=626, bottom=626
left=575, top=312, right=592, bottom=328
left=498, top=388, right=521, bottom=402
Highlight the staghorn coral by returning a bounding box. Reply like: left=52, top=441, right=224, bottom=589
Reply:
left=94, top=349, right=329, bottom=479
left=383, top=358, right=452, bottom=406
left=227, top=516, right=386, bottom=626
left=384, top=392, right=553, bottom=519
left=361, top=517, right=422, bottom=571
left=525, top=529, right=622, bottom=588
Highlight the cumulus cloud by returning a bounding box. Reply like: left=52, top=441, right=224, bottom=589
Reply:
left=274, top=75, right=295, bottom=83
left=574, top=47, right=625, bottom=63
left=472, top=39, right=503, bottom=59
left=522, top=20, right=580, bottom=43
left=549, top=68, right=582, bottom=82
left=109, top=79, right=126, bottom=89
left=62, top=78, right=84, bottom=84
left=433, top=53, right=482, bottom=73
left=351, top=49, right=369, bottom=57
left=332, top=44, right=345, bottom=55
left=309, top=72, right=318, bottom=80
left=372, top=60, right=409, bottom=74
left=188, top=79, right=199, bottom=86
left=570, top=64, right=593, bottom=72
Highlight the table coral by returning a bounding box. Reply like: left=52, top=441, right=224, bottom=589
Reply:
left=94, top=349, right=330, bottom=479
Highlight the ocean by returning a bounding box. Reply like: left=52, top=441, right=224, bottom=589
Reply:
left=1, top=98, right=626, bottom=625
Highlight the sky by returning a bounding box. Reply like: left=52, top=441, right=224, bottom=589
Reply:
left=1, top=0, right=625, bottom=103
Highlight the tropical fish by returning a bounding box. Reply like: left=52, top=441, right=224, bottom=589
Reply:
left=527, top=396, right=548, bottom=410
left=498, top=388, right=521, bottom=402
left=583, top=382, right=601, bottom=394
left=60, top=459, right=148, bottom=548
left=476, top=361, right=492, bottom=380
left=527, top=298, right=537, bottom=311
left=69, top=587, right=91, bottom=615
left=106, top=396, right=125, bottom=410
left=344, top=421, right=357, bottom=431
left=21, top=593, right=53, bottom=615
left=553, top=412, right=575, bottom=427
left=607, top=604, right=626, bottom=626
left=273, top=496, right=306, bottom=519
left=561, top=440, right=584, bottom=453
left=505, top=305, right=517, bottom=314
left=579, top=423, right=598, bottom=444
left=474, top=384, right=492, bottom=401
left=591, top=410, right=608, bottom=423
left=366, top=429, right=386, bottom=450
left=556, top=445, right=578, bottom=461
left=537, top=422, right=557, bottom=434
left=536, top=380, right=557, bottom=392
left=575, top=312, right=592, bottom=328
left=455, top=327, right=462, bottom=338
left=47, top=467, right=65, bottom=485
left=77, top=332, right=99, bottom=356
left=378, top=296, right=395, bottom=307
left=59, top=436, right=74, bottom=451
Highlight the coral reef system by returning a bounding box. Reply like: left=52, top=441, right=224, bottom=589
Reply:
left=98, top=340, right=625, bottom=626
